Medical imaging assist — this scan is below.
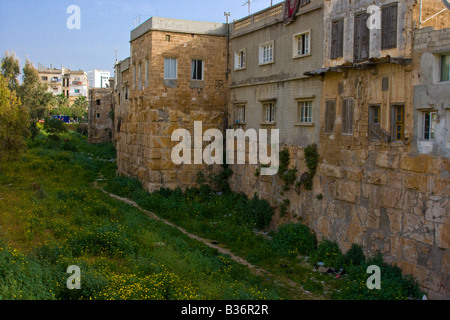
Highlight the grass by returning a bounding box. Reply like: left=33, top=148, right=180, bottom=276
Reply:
left=0, top=130, right=287, bottom=300
left=0, top=128, right=423, bottom=300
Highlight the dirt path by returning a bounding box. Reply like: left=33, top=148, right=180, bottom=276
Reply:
left=97, top=187, right=318, bottom=299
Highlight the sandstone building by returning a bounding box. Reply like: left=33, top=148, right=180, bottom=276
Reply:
left=88, top=87, right=114, bottom=144
left=114, top=17, right=229, bottom=191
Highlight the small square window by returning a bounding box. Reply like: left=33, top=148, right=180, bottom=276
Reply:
left=96, top=99, right=101, bottom=105
left=259, top=41, right=274, bottom=65
left=294, top=32, right=310, bottom=58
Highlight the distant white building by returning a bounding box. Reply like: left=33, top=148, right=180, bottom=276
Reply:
left=87, top=69, right=111, bottom=88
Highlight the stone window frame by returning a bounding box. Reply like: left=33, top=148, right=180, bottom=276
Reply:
left=259, top=40, right=275, bottom=66
left=439, top=53, right=450, bottom=83
left=293, top=30, right=311, bottom=59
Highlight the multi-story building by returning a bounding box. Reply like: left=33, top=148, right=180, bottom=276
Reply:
left=114, top=16, right=229, bottom=191
left=38, top=65, right=89, bottom=106
left=227, top=0, right=324, bottom=202
left=88, top=69, right=112, bottom=89
left=301, top=0, right=450, bottom=299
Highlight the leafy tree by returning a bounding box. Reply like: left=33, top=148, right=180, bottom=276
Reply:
left=1, top=51, right=20, bottom=91
left=43, top=117, right=67, bottom=143
left=0, top=75, right=30, bottom=171
left=16, top=60, right=53, bottom=120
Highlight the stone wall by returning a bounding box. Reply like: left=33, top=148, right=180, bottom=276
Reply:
left=88, top=88, right=114, bottom=144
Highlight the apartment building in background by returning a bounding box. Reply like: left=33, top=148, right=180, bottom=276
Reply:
left=88, top=69, right=112, bottom=88
left=37, top=65, right=89, bottom=106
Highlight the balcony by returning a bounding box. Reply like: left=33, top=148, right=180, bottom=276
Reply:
left=72, top=81, right=83, bottom=85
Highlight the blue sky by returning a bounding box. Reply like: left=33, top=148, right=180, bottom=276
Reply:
left=0, top=0, right=282, bottom=75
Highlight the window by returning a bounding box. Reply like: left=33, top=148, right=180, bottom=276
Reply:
left=370, top=105, right=380, bottom=126
left=235, top=50, right=246, bottom=70
left=235, top=104, right=246, bottom=124
left=191, top=60, right=203, bottom=80
left=391, top=105, right=404, bottom=142
left=341, top=98, right=354, bottom=134
left=259, top=41, right=274, bottom=65
left=166, top=35, right=171, bottom=42
left=96, top=113, right=100, bottom=119
left=264, top=102, right=275, bottom=123
left=96, top=99, right=101, bottom=106
left=294, top=32, right=310, bottom=57
left=164, top=58, right=177, bottom=80
left=354, top=12, right=370, bottom=62
left=331, top=19, right=344, bottom=59
left=381, top=3, right=398, bottom=50
left=74, top=89, right=80, bottom=94
left=325, top=100, right=336, bottom=133
left=298, top=101, right=313, bottom=124
left=423, top=111, right=437, bottom=141
left=441, top=54, right=450, bottom=82
left=42, top=76, right=48, bottom=81
left=124, top=86, right=129, bottom=100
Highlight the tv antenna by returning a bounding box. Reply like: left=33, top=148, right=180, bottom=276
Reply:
left=242, top=0, right=255, bottom=16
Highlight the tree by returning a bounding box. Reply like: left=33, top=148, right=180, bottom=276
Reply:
left=17, top=60, right=53, bottom=121
left=71, top=96, right=88, bottom=122
left=43, top=117, right=67, bottom=143
left=55, top=93, right=69, bottom=108
left=1, top=51, right=20, bottom=91
left=0, top=75, right=30, bottom=171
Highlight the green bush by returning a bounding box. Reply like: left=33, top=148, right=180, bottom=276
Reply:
left=271, top=223, right=317, bottom=257
left=334, top=253, right=422, bottom=300
left=309, top=240, right=344, bottom=269
left=342, top=243, right=366, bottom=267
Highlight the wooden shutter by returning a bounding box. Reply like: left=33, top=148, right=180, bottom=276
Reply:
left=325, top=100, right=336, bottom=133
left=354, top=13, right=370, bottom=62
left=342, top=99, right=354, bottom=134
left=331, top=20, right=344, bottom=59
left=382, top=4, right=398, bottom=49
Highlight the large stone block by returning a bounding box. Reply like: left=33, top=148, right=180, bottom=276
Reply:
left=375, top=151, right=400, bottom=169
left=320, top=163, right=343, bottom=178
left=436, top=223, right=450, bottom=250
left=335, top=180, right=360, bottom=204
left=400, top=154, right=429, bottom=173
left=363, top=169, right=388, bottom=185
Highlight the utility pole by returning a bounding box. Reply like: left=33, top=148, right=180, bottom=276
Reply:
left=224, top=12, right=231, bottom=77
